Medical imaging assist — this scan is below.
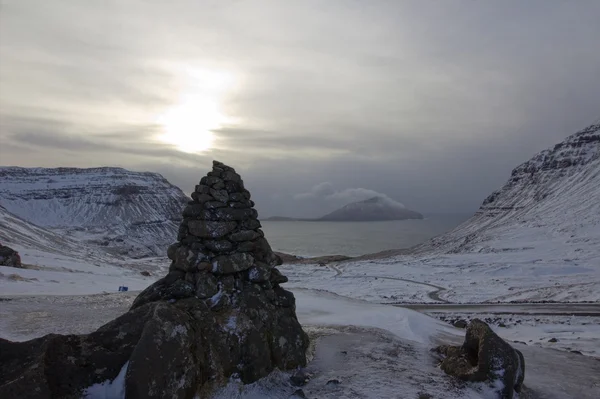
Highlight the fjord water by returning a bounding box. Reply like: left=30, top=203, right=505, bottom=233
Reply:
left=261, top=213, right=471, bottom=257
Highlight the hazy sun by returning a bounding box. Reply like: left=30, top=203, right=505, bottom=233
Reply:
left=157, top=68, right=236, bottom=153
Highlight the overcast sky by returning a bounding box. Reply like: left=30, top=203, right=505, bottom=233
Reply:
left=1, top=1, right=599, bottom=217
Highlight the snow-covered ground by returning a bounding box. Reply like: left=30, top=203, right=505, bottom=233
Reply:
left=0, top=243, right=163, bottom=296
left=2, top=290, right=599, bottom=399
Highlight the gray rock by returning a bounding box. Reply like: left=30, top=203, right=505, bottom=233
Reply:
left=187, top=220, right=237, bottom=238
left=190, top=192, right=214, bottom=204
left=173, top=246, right=199, bottom=272
left=247, top=263, right=271, bottom=282
left=241, top=219, right=261, bottom=230
left=229, top=230, right=261, bottom=242
left=453, top=319, right=468, bottom=329
left=224, top=180, right=244, bottom=193
left=204, top=201, right=227, bottom=209
left=236, top=241, right=256, bottom=252
left=202, top=175, right=223, bottom=187
left=196, top=261, right=212, bottom=272
left=228, top=201, right=252, bottom=209
left=222, top=170, right=242, bottom=182
left=195, top=184, right=211, bottom=194
left=167, top=243, right=180, bottom=261
left=270, top=268, right=289, bottom=285
left=290, top=389, right=307, bottom=398
left=204, top=240, right=234, bottom=253
left=210, top=208, right=256, bottom=221
left=130, top=278, right=196, bottom=309
left=212, top=253, right=255, bottom=274
left=195, top=273, right=219, bottom=298
left=210, top=188, right=229, bottom=203
left=0, top=302, right=200, bottom=399
left=212, top=180, right=225, bottom=190
left=434, top=319, right=525, bottom=399
left=0, top=244, right=22, bottom=268
left=229, top=192, right=250, bottom=202
left=253, top=237, right=283, bottom=266
left=290, top=368, right=311, bottom=386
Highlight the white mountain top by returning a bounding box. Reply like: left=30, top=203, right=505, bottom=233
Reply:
left=320, top=196, right=423, bottom=221
left=416, top=122, right=600, bottom=256
left=0, top=166, right=189, bottom=258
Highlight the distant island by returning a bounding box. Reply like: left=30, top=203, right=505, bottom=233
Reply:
left=265, top=196, right=424, bottom=222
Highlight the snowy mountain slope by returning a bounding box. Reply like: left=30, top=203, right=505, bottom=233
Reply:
left=0, top=204, right=84, bottom=257
left=320, top=196, right=423, bottom=221
left=0, top=167, right=189, bottom=257
left=415, top=122, right=600, bottom=256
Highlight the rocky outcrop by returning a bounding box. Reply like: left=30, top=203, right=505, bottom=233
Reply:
left=0, top=243, right=21, bottom=268
left=434, top=319, right=525, bottom=399
left=0, top=161, right=309, bottom=399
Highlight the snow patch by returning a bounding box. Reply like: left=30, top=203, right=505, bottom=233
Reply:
left=83, top=361, right=129, bottom=399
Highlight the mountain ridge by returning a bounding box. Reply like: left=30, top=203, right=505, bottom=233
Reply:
left=0, top=166, right=189, bottom=258
left=415, top=122, right=600, bottom=255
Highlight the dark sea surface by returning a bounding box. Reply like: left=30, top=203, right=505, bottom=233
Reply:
left=260, top=213, right=472, bottom=257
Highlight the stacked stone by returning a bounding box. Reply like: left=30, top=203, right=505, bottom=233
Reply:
left=132, top=160, right=287, bottom=309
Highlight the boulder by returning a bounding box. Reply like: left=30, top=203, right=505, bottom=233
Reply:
left=434, top=319, right=525, bottom=399
left=0, top=244, right=21, bottom=268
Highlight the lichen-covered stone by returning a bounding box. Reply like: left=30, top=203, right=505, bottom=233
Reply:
left=224, top=180, right=244, bottom=193
left=434, top=319, right=525, bottom=399
left=229, top=192, right=249, bottom=202
left=173, top=246, right=199, bottom=272
left=190, top=192, right=213, bottom=204
left=210, top=188, right=229, bottom=203
left=229, top=230, right=261, bottom=242
left=212, top=253, right=255, bottom=274
left=167, top=243, right=180, bottom=261
left=187, top=220, right=237, bottom=238
left=248, top=263, right=271, bottom=282
left=204, top=240, right=234, bottom=253
left=204, top=201, right=227, bottom=209
left=195, top=184, right=211, bottom=194
left=270, top=268, right=288, bottom=285
left=195, top=273, right=219, bottom=298
left=241, top=219, right=261, bottom=230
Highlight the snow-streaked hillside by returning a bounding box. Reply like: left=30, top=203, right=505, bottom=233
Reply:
left=320, top=196, right=423, bottom=221
left=416, top=122, right=600, bottom=256
left=0, top=167, right=189, bottom=257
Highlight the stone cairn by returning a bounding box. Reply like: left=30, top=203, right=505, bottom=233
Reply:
left=131, top=160, right=286, bottom=309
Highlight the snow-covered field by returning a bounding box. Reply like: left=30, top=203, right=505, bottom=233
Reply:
left=2, top=290, right=599, bottom=398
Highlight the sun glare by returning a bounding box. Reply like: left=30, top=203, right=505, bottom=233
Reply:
left=157, top=68, right=236, bottom=153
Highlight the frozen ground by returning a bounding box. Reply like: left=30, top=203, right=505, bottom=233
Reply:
left=279, top=248, right=600, bottom=305
left=1, top=290, right=599, bottom=399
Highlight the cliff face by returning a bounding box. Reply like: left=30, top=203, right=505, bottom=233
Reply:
left=0, top=167, right=189, bottom=257
left=418, top=122, right=600, bottom=254
left=320, top=196, right=423, bottom=221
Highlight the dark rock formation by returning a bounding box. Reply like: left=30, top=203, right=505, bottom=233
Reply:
left=0, top=161, right=309, bottom=399
left=0, top=243, right=21, bottom=268
left=434, top=319, right=525, bottom=399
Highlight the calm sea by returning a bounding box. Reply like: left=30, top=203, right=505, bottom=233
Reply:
left=260, top=214, right=471, bottom=257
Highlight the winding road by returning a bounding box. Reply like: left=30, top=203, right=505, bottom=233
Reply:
left=326, top=264, right=449, bottom=303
